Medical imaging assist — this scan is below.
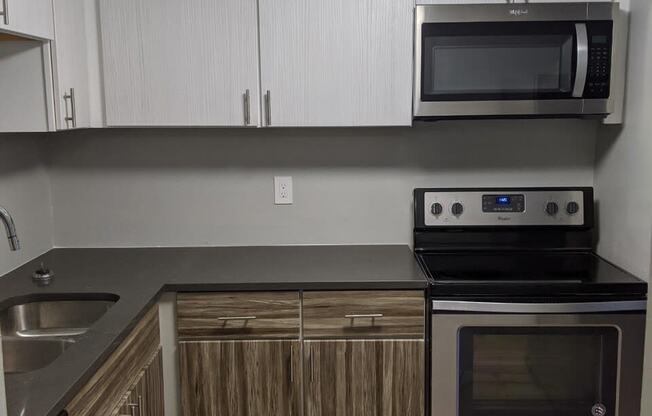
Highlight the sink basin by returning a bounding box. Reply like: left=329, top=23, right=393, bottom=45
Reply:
left=1, top=296, right=118, bottom=374
left=2, top=338, right=75, bottom=374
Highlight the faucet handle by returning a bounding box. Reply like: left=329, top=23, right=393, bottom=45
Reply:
left=33, top=263, right=54, bottom=286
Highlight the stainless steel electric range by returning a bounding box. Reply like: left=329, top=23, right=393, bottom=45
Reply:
left=413, top=187, right=647, bottom=416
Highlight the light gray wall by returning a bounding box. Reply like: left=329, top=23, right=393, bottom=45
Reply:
left=0, top=134, right=53, bottom=276
left=595, top=1, right=652, bottom=281
left=593, top=0, right=652, bottom=412
left=48, top=119, right=597, bottom=248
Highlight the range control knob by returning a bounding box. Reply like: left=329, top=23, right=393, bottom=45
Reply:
left=545, top=202, right=559, bottom=216
left=451, top=202, right=464, bottom=217
left=566, top=201, right=580, bottom=215
left=431, top=202, right=443, bottom=216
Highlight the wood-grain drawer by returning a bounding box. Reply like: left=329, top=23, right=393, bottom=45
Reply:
left=177, top=292, right=300, bottom=340
left=302, top=291, right=425, bottom=338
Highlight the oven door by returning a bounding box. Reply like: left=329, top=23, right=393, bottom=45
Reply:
left=431, top=301, right=646, bottom=416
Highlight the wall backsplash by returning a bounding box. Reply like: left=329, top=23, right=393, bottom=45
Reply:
left=595, top=0, right=652, bottom=282
left=47, top=119, right=597, bottom=249
left=0, top=134, right=53, bottom=276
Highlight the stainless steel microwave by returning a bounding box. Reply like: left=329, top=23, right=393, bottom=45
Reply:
left=414, top=3, right=621, bottom=119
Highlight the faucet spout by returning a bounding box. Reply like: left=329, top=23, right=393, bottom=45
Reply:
left=0, top=206, right=20, bottom=251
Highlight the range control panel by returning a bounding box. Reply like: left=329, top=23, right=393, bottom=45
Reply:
left=423, top=189, right=586, bottom=226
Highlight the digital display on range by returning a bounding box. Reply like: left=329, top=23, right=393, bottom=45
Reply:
left=483, top=194, right=525, bottom=213
left=496, top=196, right=511, bottom=205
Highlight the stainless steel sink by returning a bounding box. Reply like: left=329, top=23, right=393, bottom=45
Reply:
left=2, top=338, right=74, bottom=374
left=1, top=296, right=118, bottom=374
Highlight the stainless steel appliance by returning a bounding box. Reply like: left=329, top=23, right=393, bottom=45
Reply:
left=414, top=3, right=621, bottom=119
left=413, top=187, right=647, bottom=416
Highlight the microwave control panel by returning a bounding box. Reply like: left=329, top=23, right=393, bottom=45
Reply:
left=585, top=21, right=613, bottom=99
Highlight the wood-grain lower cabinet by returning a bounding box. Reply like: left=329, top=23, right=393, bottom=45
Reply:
left=178, top=340, right=301, bottom=416
left=176, top=291, right=425, bottom=416
left=113, top=349, right=164, bottom=416
left=65, top=305, right=162, bottom=416
left=304, top=339, right=425, bottom=416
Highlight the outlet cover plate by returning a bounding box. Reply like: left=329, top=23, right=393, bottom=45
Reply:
left=274, top=176, right=293, bottom=205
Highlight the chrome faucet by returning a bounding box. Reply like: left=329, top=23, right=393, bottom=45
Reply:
left=0, top=206, right=20, bottom=251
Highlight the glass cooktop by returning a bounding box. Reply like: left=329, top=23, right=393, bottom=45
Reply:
left=417, top=251, right=647, bottom=298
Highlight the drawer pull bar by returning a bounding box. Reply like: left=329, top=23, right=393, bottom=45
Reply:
left=218, top=316, right=257, bottom=321
left=127, top=397, right=141, bottom=416
left=345, top=314, right=384, bottom=319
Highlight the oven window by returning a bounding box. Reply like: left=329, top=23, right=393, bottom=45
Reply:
left=421, top=22, right=577, bottom=101
left=458, top=327, right=618, bottom=416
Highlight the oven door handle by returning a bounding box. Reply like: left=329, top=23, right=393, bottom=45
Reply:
left=432, top=300, right=647, bottom=314
left=572, top=23, right=589, bottom=98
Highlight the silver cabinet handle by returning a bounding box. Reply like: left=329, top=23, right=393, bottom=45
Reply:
left=0, top=0, right=8, bottom=25
left=127, top=396, right=141, bottom=416
left=63, top=88, right=77, bottom=128
left=287, top=352, right=294, bottom=383
left=264, top=90, right=271, bottom=126
left=433, top=300, right=647, bottom=314
left=345, top=314, right=384, bottom=319
left=218, top=316, right=257, bottom=321
left=573, top=23, right=588, bottom=98
left=243, top=89, right=250, bottom=126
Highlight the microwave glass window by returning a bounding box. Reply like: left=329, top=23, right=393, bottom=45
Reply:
left=458, top=327, right=618, bottom=416
left=423, top=34, right=573, bottom=99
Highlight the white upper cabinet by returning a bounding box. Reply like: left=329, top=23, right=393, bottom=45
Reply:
left=0, top=0, right=54, bottom=40
left=99, top=0, right=260, bottom=127
left=258, top=0, right=414, bottom=127
left=0, top=40, right=54, bottom=132
left=52, top=0, right=90, bottom=130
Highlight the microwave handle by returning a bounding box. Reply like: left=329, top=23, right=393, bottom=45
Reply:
left=432, top=300, right=647, bottom=314
left=572, top=23, right=589, bottom=98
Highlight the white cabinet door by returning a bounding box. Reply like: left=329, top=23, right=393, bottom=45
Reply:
left=99, top=0, right=260, bottom=127
left=0, top=0, right=54, bottom=40
left=258, top=0, right=413, bottom=127
left=52, top=0, right=90, bottom=130
left=0, top=41, right=54, bottom=132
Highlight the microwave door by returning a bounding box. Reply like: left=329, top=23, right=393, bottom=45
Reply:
left=420, top=22, right=579, bottom=101
left=415, top=21, right=586, bottom=117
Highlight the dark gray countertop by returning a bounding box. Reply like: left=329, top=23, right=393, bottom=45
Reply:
left=0, top=245, right=426, bottom=416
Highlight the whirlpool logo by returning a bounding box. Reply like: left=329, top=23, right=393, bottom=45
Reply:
left=509, top=8, right=529, bottom=16
left=497, top=216, right=512, bottom=221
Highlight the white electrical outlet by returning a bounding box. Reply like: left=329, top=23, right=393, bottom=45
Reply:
left=274, top=176, right=293, bottom=205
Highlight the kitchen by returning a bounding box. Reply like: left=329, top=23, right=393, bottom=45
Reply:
left=0, top=0, right=650, bottom=415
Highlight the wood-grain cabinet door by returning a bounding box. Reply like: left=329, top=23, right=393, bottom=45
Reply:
left=305, top=339, right=425, bottom=416
left=99, top=0, right=260, bottom=127
left=179, top=340, right=301, bottom=416
left=258, top=0, right=413, bottom=127
left=142, top=349, right=165, bottom=416
left=112, top=350, right=164, bottom=416
left=113, top=372, right=145, bottom=416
